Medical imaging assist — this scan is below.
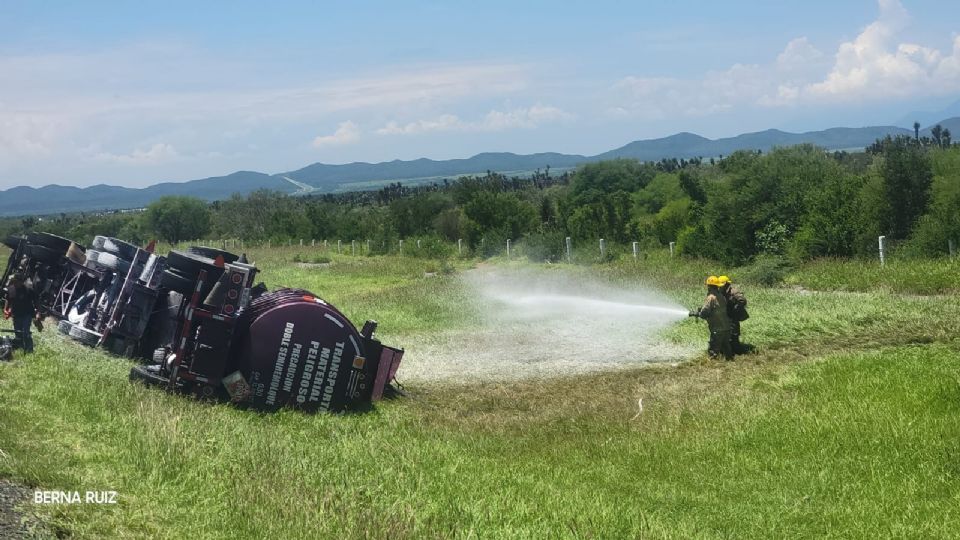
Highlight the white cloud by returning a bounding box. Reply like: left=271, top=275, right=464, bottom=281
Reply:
left=480, top=104, right=573, bottom=130
left=0, top=112, right=65, bottom=161
left=92, top=143, right=180, bottom=165
left=312, top=121, right=361, bottom=147
left=376, top=114, right=462, bottom=135
left=376, top=104, right=572, bottom=136
left=611, top=0, right=960, bottom=116
left=800, top=1, right=957, bottom=101
left=611, top=66, right=766, bottom=119
left=0, top=46, right=530, bottom=183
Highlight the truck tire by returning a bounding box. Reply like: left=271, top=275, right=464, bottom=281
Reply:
left=87, top=251, right=133, bottom=275
left=160, top=269, right=196, bottom=294
left=187, top=246, right=239, bottom=264
left=2, top=235, right=25, bottom=250
left=26, top=244, right=63, bottom=264
left=101, top=237, right=139, bottom=260
left=26, top=232, right=73, bottom=254
left=129, top=365, right=168, bottom=387
left=69, top=325, right=101, bottom=346
left=165, top=250, right=220, bottom=278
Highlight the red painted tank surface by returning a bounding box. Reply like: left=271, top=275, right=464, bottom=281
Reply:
left=234, top=290, right=368, bottom=412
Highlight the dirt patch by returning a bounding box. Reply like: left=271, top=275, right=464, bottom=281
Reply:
left=0, top=479, right=52, bottom=539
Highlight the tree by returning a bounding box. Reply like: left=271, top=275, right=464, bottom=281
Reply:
left=564, top=160, right=655, bottom=242
left=875, top=136, right=934, bottom=239
left=461, top=191, right=537, bottom=247
left=145, top=196, right=211, bottom=243
left=931, top=124, right=944, bottom=147
left=907, top=147, right=960, bottom=255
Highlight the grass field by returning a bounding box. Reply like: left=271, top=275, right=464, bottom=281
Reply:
left=1, top=247, right=958, bottom=538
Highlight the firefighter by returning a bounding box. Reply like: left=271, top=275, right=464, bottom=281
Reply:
left=4, top=273, right=40, bottom=353
left=717, top=275, right=749, bottom=354
left=688, top=275, right=732, bottom=360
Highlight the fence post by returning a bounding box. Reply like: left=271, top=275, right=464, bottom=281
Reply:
left=337, top=240, right=342, bottom=254
left=299, top=239, right=303, bottom=246
left=366, top=239, right=371, bottom=254
left=351, top=240, right=356, bottom=256
left=878, top=235, right=886, bottom=266
left=565, top=237, right=572, bottom=262
left=506, top=239, right=511, bottom=258
left=599, top=238, right=605, bottom=257
left=669, top=241, right=675, bottom=257
left=417, top=239, right=421, bottom=249
left=399, top=239, right=403, bottom=255
left=632, top=241, right=638, bottom=259
left=323, top=240, right=328, bottom=251
left=458, top=238, right=462, bottom=255
left=311, top=239, right=315, bottom=247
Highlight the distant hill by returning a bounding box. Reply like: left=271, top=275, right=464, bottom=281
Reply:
left=595, top=125, right=912, bottom=160
left=896, top=100, right=960, bottom=128
left=920, top=116, right=960, bottom=137
left=0, top=171, right=292, bottom=216
left=282, top=152, right=587, bottom=189
left=0, top=118, right=955, bottom=216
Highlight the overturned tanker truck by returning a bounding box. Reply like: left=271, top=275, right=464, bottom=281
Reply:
left=2, top=233, right=404, bottom=413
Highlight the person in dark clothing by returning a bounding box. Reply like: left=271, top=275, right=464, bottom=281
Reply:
left=718, top=275, right=749, bottom=354
left=5, top=273, right=39, bottom=353
left=689, top=276, right=733, bottom=360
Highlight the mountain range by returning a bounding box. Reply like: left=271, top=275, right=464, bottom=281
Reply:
left=2, top=117, right=958, bottom=217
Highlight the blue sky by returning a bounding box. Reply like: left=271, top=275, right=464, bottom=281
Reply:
left=2, top=0, right=959, bottom=188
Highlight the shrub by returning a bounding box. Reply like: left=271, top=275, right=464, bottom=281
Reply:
left=738, top=254, right=792, bottom=286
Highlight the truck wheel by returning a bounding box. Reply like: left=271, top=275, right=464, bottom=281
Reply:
left=160, top=269, right=196, bottom=294
left=187, top=246, right=239, bottom=264
left=91, top=251, right=132, bottom=275
left=165, top=250, right=221, bottom=278
left=68, top=325, right=101, bottom=346
left=57, top=320, right=73, bottom=335
left=2, top=235, right=25, bottom=250
left=26, top=232, right=73, bottom=253
left=26, top=244, right=63, bottom=264
left=129, top=365, right=168, bottom=387
left=101, top=237, right=139, bottom=260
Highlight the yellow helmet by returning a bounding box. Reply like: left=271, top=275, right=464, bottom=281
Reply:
left=705, top=275, right=721, bottom=286
left=717, top=275, right=731, bottom=286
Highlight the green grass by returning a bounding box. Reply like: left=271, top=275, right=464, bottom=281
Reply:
left=785, top=256, right=960, bottom=295
left=1, top=250, right=959, bottom=538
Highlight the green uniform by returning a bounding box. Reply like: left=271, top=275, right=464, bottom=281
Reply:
left=698, top=287, right=732, bottom=360
left=722, top=284, right=748, bottom=353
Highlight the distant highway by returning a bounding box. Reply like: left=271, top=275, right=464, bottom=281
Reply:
left=280, top=176, right=319, bottom=195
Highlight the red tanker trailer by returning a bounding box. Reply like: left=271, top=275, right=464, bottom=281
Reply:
left=128, top=249, right=404, bottom=413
